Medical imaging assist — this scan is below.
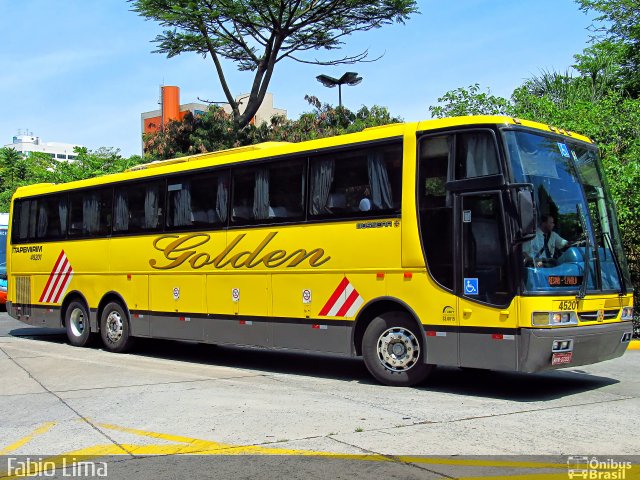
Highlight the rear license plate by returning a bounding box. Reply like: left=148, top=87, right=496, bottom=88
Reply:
left=552, top=352, right=573, bottom=366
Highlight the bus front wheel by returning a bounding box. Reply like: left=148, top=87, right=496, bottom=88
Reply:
left=65, top=301, right=92, bottom=347
left=100, top=302, right=134, bottom=353
left=362, top=312, right=433, bottom=387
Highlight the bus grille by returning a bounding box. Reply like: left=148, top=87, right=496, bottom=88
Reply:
left=578, top=309, right=619, bottom=322
left=15, top=276, right=32, bottom=317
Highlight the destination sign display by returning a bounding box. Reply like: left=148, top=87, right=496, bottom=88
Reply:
left=547, top=275, right=583, bottom=287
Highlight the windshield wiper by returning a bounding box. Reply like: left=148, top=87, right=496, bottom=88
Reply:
left=603, top=232, right=627, bottom=295
left=576, top=203, right=591, bottom=300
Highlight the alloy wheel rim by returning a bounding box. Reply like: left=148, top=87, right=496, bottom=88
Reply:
left=70, top=307, right=86, bottom=337
left=106, top=311, right=124, bottom=342
left=376, top=327, right=420, bottom=372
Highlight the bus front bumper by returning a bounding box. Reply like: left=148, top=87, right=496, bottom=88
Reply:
left=518, top=321, right=633, bottom=373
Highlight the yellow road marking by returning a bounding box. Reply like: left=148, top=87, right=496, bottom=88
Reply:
left=2, top=421, right=638, bottom=479
left=0, top=422, right=56, bottom=455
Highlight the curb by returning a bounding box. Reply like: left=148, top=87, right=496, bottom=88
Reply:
left=628, top=340, right=640, bottom=351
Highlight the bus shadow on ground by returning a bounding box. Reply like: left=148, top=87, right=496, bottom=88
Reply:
left=11, top=329, right=619, bottom=402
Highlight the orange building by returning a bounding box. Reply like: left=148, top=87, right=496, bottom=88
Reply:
left=141, top=86, right=208, bottom=135
left=140, top=86, right=287, bottom=152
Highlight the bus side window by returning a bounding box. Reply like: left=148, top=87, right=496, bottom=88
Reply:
left=166, top=172, right=228, bottom=230
left=12, top=200, right=31, bottom=243
left=418, top=135, right=453, bottom=290
left=308, top=143, right=402, bottom=219
left=68, top=188, right=112, bottom=238
left=231, top=159, right=304, bottom=225
left=114, top=181, right=165, bottom=233
left=455, top=131, right=500, bottom=179
left=33, top=195, right=67, bottom=240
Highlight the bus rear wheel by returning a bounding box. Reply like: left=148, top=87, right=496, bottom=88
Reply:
left=362, top=312, right=433, bottom=387
left=65, top=301, right=92, bottom=347
left=100, top=302, right=134, bottom=353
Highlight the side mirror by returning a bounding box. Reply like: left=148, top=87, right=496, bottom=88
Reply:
left=517, top=188, right=536, bottom=240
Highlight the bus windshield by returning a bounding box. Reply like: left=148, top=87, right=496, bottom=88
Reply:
left=505, top=130, right=631, bottom=295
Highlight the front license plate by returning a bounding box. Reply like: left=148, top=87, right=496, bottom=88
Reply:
left=552, top=352, right=573, bottom=366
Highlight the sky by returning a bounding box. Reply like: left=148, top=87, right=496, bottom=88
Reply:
left=0, top=0, right=598, bottom=157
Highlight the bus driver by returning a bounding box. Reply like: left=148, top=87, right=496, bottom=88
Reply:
left=524, top=214, right=569, bottom=268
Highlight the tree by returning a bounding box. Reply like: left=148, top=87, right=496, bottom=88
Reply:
left=577, top=0, right=640, bottom=95
left=0, top=147, right=145, bottom=211
left=428, top=84, right=514, bottom=118
left=131, top=0, right=418, bottom=127
left=143, top=98, right=402, bottom=159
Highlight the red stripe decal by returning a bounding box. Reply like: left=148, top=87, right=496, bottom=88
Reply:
left=318, top=277, right=349, bottom=316
left=39, top=250, right=66, bottom=302
left=335, top=288, right=360, bottom=317
left=52, top=263, right=73, bottom=303
left=45, top=258, right=69, bottom=303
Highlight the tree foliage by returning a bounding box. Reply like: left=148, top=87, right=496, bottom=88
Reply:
left=0, top=147, right=145, bottom=211
left=144, top=97, right=402, bottom=159
left=578, top=0, right=640, bottom=95
left=130, top=0, right=418, bottom=127
left=429, top=84, right=514, bottom=118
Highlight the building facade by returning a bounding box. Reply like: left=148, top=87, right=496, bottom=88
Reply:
left=4, top=132, right=83, bottom=161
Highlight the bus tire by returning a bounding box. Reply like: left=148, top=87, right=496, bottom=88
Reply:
left=65, top=301, right=92, bottom=347
left=362, top=312, right=432, bottom=387
left=100, top=301, right=134, bottom=353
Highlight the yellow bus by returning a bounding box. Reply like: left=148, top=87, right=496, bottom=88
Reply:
left=7, top=116, right=634, bottom=386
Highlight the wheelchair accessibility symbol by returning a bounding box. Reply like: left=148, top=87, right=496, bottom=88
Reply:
left=464, top=278, right=479, bottom=295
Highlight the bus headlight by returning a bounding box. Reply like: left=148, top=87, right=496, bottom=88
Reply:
left=532, top=311, right=578, bottom=326
left=621, top=307, right=633, bottom=320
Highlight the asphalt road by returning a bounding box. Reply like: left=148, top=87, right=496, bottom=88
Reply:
left=1, top=312, right=638, bottom=479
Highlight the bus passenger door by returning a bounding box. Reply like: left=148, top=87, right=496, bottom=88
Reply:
left=456, top=191, right=517, bottom=370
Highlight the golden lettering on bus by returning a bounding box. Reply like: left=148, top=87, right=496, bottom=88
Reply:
left=149, top=232, right=331, bottom=270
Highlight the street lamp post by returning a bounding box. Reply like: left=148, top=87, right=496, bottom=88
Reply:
left=316, top=72, right=363, bottom=107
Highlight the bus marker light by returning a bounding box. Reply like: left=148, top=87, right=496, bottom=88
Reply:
left=239, top=320, right=253, bottom=325
left=426, top=331, right=447, bottom=337
left=179, top=316, right=190, bottom=322
left=404, top=272, right=412, bottom=279
left=312, top=324, right=328, bottom=330
left=492, top=334, right=503, bottom=340
left=376, top=272, right=385, bottom=279
left=127, top=274, right=132, bottom=280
